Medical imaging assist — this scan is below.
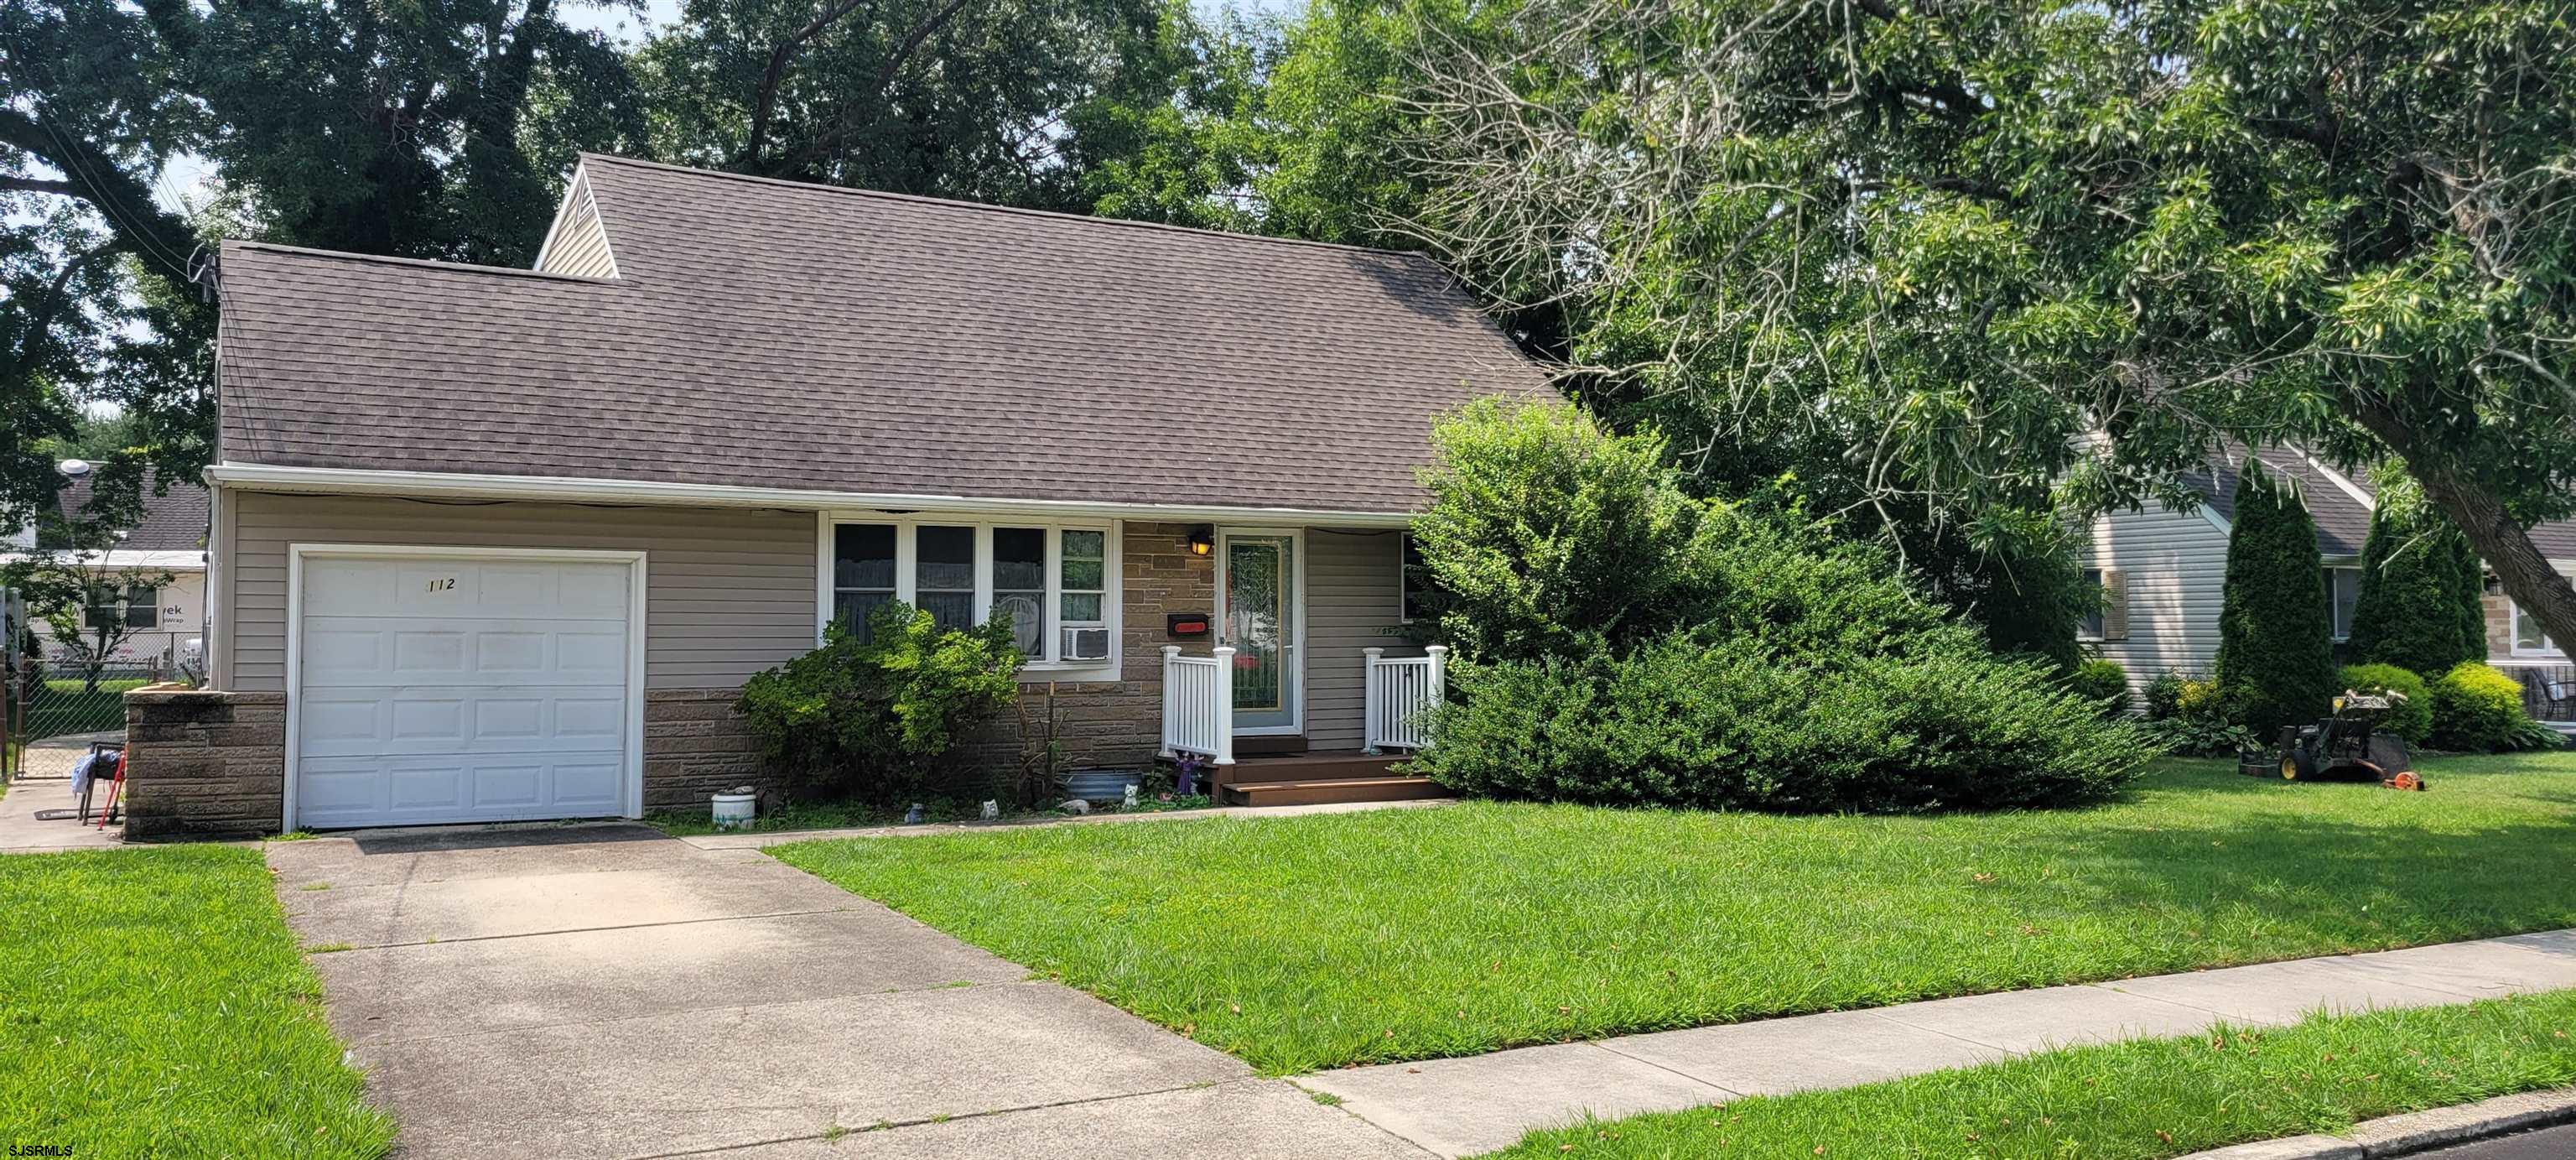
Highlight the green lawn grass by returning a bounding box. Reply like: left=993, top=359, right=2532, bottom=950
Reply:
left=1491, top=989, right=2576, bottom=1158
left=0, top=845, right=392, bottom=1157
left=775, top=751, right=2576, bottom=1074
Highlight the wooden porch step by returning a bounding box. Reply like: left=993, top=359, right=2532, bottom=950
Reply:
left=1217, top=751, right=1406, bottom=785
left=1222, top=775, right=1453, bottom=808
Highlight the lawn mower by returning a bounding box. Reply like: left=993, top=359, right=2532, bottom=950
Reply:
left=2242, top=690, right=2425, bottom=790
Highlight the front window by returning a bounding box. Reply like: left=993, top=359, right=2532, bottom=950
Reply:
left=829, top=520, right=1114, bottom=668
left=831, top=525, right=896, bottom=639
left=83, top=584, right=158, bottom=631
left=2515, top=601, right=2563, bottom=658
left=914, top=525, right=977, bottom=632
left=2324, top=566, right=2361, bottom=641
left=2077, top=568, right=2106, bottom=641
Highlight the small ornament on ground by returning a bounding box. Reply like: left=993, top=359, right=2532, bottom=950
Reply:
left=979, top=799, right=1000, bottom=820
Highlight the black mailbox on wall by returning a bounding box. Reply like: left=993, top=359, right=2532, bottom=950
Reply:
left=1167, top=612, right=1213, bottom=637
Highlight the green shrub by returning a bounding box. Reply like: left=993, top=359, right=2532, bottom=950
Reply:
left=2142, top=672, right=2189, bottom=720
left=2336, top=663, right=2433, bottom=744
left=735, top=602, right=1025, bottom=801
left=2069, top=658, right=2132, bottom=717
left=2348, top=480, right=2487, bottom=676
left=1406, top=399, right=2152, bottom=814
left=2214, top=465, right=2340, bottom=736
left=1414, top=636, right=2142, bottom=813
left=1409, top=398, right=1711, bottom=663
left=2428, top=661, right=2553, bottom=753
left=2138, top=676, right=2257, bottom=757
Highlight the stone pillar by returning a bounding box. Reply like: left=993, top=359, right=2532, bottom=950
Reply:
left=121, top=685, right=287, bottom=840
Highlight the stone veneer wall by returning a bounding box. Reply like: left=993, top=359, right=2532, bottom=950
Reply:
left=951, top=521, right=1218, bottom=795
left=643, top=689, right=777, bottom=809
left=122, top=687, right=288, bottom=839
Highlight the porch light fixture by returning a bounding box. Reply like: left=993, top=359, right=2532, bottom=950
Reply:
left=1188, top=526, right=1214, bottom=556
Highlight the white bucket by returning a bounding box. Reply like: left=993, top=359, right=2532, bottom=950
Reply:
left=711, top=792, right=756, bottom=830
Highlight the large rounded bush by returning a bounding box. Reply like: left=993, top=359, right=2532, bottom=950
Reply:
left=2428, top=661, right=2546, bottom=752
left=1413, top=637, right=2143, bottom=814
left=2335, top=663, right=2431, bottom=743
left=1406, top=399, right=2153, bottom=814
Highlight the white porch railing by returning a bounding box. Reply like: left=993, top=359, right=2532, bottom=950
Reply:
left=1160, top=645, right=1235, bottom=765
left=1364, top=645, right=1448, bottom=754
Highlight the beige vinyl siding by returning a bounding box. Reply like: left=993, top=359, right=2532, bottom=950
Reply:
left=2081, top=504, right=2232, bottom=694
left=1305, top=529, right=1416, bottom=748
left=221, top=492, right=813, bottom=692
left=537, top=173, right=619, bottom=278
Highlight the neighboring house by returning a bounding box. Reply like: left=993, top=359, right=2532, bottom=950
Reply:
left=10, top=465, right=210, bottom=670
left=195, top=153, right=1545, bottom=831
left=2077, top=443, right=2574, bottom=726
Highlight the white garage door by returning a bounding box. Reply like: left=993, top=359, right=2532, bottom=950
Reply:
left=293, top=551, right=639, bottom=829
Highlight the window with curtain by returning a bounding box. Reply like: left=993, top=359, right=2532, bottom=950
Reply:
left=2077, top=568, right=2106, bottom=640
left=828, top=521, right=1114, bottom=667
left=915, top=525, right=977, bottom=632
left=831, top=524, right=896, bottom=640
left=993, top=528, right=1046, bottom=657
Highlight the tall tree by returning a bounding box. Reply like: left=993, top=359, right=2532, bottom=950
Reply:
left=2350, top=489, right=2488, bottom=677
left=637, top=0, right=1208, bottom=216
left=3, top=0, right=647, bottom=544
left=1, top=0, right=212, bottom=537
left=190, top=0, right=647, bottom=263
left=2215, top=467, right=2340, bottom=735
left=1394, top=0, right=2576, bottom=657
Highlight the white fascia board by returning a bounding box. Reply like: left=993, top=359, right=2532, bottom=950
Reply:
left=202, top=462, right=1419, bottom=528
left=0, top=549, right=205, bottom=570
left=2297, top=448, right=2377, bottom=511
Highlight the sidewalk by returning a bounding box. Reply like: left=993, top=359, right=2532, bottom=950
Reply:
left=1300, top=929, right=2576, bottom=1157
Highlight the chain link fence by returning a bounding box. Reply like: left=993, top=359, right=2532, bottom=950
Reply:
left=8, top=612, right=195, bottom=755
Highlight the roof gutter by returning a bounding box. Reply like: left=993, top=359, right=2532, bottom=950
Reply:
left=200, top=462, right=1420, bottom=528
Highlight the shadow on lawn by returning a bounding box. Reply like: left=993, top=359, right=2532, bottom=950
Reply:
left=2070, top=796, right=2576, bottom=944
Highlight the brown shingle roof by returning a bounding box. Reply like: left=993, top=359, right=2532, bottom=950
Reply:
left=215, top=154, right=1549, bottom=514
left=46, top=470, right=208, bottom=553
left=2184, top=443, right=2576, bottom=564
left=2184, top=443, right=2376, bottom=558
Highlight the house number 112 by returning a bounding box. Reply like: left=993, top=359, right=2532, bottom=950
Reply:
left=426, top=578, right=457, bottom=592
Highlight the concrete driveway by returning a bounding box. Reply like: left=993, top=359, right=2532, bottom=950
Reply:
left=269, top=824, right=1420, bottom=1159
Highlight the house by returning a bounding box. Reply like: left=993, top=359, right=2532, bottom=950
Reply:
left=7, top=463, right=210, bottom=672
left=2078, top=443, right=2574, bottom=726
left=169, top=153, right=1544, bottom=834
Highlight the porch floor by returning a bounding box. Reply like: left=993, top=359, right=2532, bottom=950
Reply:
left=1213, top=750, right=1452, bottom=808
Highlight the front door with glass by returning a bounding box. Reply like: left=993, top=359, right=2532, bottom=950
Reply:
left=1219, top=531, right=1300, bottom=732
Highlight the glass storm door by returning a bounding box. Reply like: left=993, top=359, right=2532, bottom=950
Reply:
left=1220, top=533, right=1299, bottom=731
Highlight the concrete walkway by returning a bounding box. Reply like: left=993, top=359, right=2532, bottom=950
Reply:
left=1301, top=930, right=2576, bottom=1157
left=270, top=823, right=1420, bottom=1160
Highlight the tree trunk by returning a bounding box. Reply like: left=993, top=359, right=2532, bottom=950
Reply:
left=2352, top=402, right=2576, bottom=664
